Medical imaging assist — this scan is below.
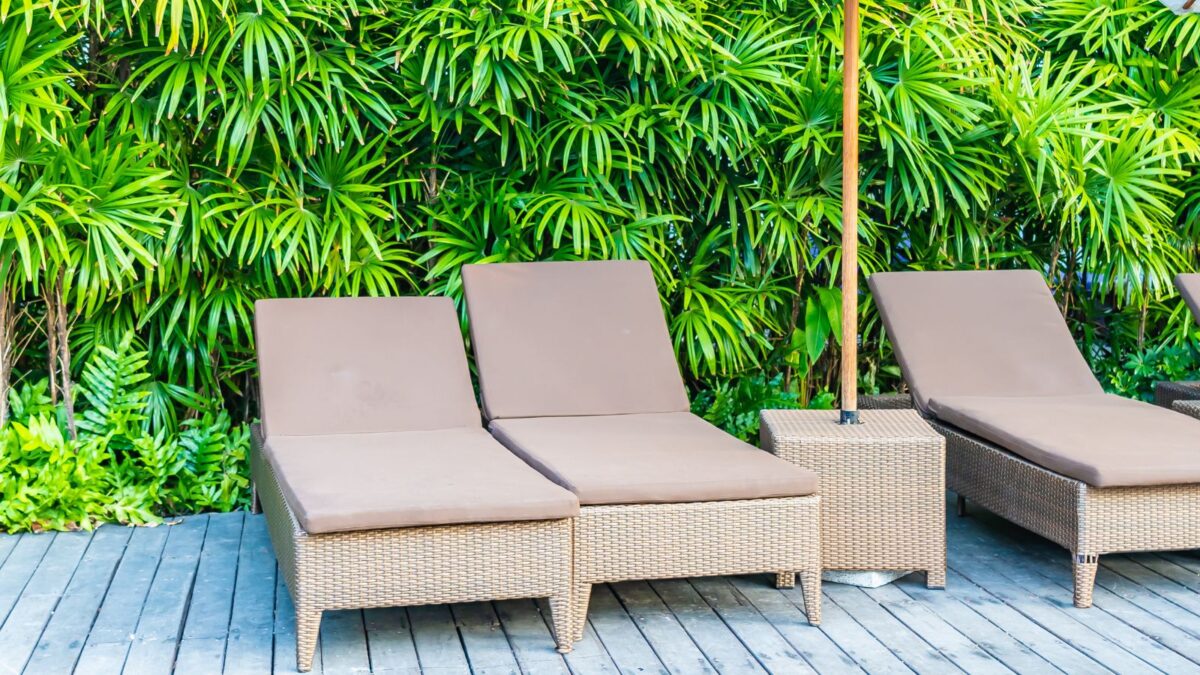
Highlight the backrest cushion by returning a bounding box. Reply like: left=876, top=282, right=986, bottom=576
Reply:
left=255, top=296, right=480, bottom=436
left=1177, top=274, right=1200, bottom=324
left=868, top=270, right=1102, bottom=413
left=461, top=260, right=690, bottom=420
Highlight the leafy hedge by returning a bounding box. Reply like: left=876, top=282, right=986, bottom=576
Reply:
left=0, top=0, right=1197, bottom=530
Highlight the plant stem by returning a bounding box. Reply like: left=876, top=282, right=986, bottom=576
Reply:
left=0, top=282, right=12, bottom=428
left=52, top=272, right=76, bottom=440
left=45, top=281, right=59, bottom=404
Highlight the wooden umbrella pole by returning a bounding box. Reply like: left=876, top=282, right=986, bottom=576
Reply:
left=840, top=0, right=861, bottom=425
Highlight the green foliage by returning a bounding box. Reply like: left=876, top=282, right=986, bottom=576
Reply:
left=1100, top=344, right=1200, bottom=401
left=693, top=375, right=835, bottom=443
left=0, top=338, right=249, bottom=532
left=0, top=0, right=1195, bottom=531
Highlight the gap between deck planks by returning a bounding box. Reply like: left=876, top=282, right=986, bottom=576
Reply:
left=2, top=496, right=1200, bottom=673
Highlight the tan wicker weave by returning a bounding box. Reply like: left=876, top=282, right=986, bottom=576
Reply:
left=1155, top=381, right=1200, bottom=409
left=860, top=394, right=1200, bottom=607
left=250, top=428, right=574, bottom=671
left=571, top=497, right=822, bottom=640
left=1175, top=399, right=1200, bottom=420
left=760, top=410, right=946, bottom=587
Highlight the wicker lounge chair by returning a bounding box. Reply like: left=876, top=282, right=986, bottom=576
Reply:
left=461, top=260, right=823, bottom=641
left=252, top=297, right=580, bottom=671
left=1155, top=273, right=1200, bottom=409
left=870, top=270, right=1200, bottom=608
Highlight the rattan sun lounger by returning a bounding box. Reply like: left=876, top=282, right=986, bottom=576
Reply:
left=870, top=270, right=1200, bottom=608
left=252, top=297, right=579, bottom=671
left=461, top=260, right=823, bottom=641
left=1155, top=274, right=1200, bottom=408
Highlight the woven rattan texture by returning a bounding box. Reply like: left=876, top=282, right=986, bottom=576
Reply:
left=571, top=497, right=823, bottom=639
left=857, top=395, right=1200, bottom=607
left=251, top=427, right=573, bottom=671
left=1155, top=381, right=1200, bottom=408
left=760, top=409, right=945, bottom=585
left=859, top=393, right=915, bottom=410
left=1174, top=399, right=1200, bottom=420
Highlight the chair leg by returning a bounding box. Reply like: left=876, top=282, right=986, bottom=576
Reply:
left=571, top=582, right=592, bottom=642
left=250, top=483, right=261, bottom=514
left=956, top=494, right=968, bottom=517
left=1073, top=554, right=1098, bottom=608
left=799, top=570, right=822, bottom=625
left=547, top=593, right=574, bottom=653
left=775, top=571, right=796, bottom=589
left=926, top=568, right=946, bottom=589
left=295, top=608, right=322, bottom=672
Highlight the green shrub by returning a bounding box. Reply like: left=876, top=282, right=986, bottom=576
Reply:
left=0, top=0, right=1196, bottom=529
left=0, top=338, right=250, bottom=532
left=693, top=375, right=835, bottom=443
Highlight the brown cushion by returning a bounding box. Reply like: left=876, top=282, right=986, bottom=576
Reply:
left=868, top=270, right=1102, bottom=414
left=488, top=412, right=818, bottom=505
left=262, top=428, right=579, bottom=533
left=1178, top=274, right=1200, bottom=323
left=930, top=394, right=1200, bottom=487
left=461, top=261, right=690, bottom=420
left=255, top=297, right=480, bottom=436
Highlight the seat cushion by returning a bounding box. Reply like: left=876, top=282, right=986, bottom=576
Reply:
left=488, top=412, right=818, bottom=505
left=930, top=394, right=1200, bottom=487
left=255, top=296, right=481, bottom=436
left=461, top=260, right=690, bottom=420
left=868, top=270, right=1102, bottom=415
left=1178, top=274, right=1200, bottom=324
left=262, top=428, right=579, bottom=533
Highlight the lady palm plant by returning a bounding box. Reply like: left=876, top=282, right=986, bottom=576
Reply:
left=0, top=0, right=1193, bottom=451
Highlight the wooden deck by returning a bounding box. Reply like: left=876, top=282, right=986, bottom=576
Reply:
left=3, top=497, right=1200, bottom=674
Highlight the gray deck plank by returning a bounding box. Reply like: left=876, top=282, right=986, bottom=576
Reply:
left=940, top=569, right=1099, bottom=674
left=452, top=602, right=520, bottom=675
left=1107, top=555, right=1200, bottom=621
left=319, top=609, right=371, bottom=674
left=1131, top=554, right=1200, bottom=596
left=223, top=515, right=277, bottom=675
left=181, top=511, right=244, bottom=640
left=362, top=607, right=420, bottom=673
left=862, top=582, right=1013, bottom=674
left=0, top=532, right=22, bottom=573
left=0, top=533, right=55, bottom=626
left=952, top=515, right=1195, bottom=673
left=123, top=516, right=209, bottom=675
left=1145, top=553, right=1200, bottom=593
left=894, top=576, right=1061, bottom=674
left=610, top=580, right=714, bottom=674
left=174, top=636, right=229, bottom=675
left=585, top=583, right=669, bottom=674
left=408, top=603, right=470, bottom=673
left=948, top=546, right=1154, bottom=673
left=690, top=576, right=815, bottom=674
left=1009, top=546, right=1200, bottom=665
left=5, top=506, right=1200, bottom=674
left=496, top=598, right=570, bottom=675
left=823, top=582, right=962, bottom=674
left=74, top=525, right=170, bottom=673
left=649, top=578, right=765, bottom=675
left=725, top=575, right=860, bottom=674
left=24, top=526, right=132, bottom=675
left=0, top=529, right=90, bottom=673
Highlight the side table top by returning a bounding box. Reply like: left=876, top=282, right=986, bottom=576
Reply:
left=760, top=408, right=942, bottom=441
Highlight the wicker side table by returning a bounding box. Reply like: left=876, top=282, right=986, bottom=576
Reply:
left=1156, top=381, right=1200, bottom=409
left=761, top=409, right=946, bottom=588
